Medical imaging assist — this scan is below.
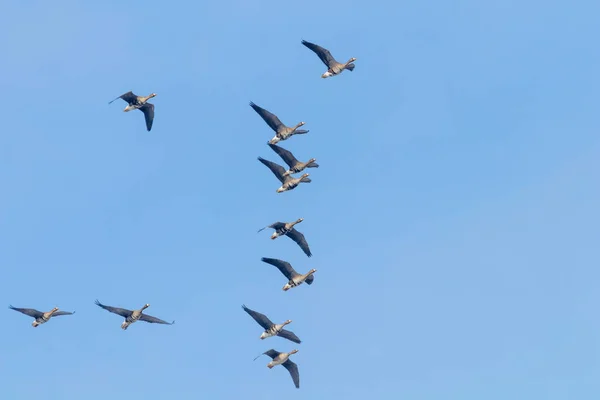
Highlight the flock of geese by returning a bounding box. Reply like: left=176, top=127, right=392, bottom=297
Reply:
left=8, top=39, right=356, bottom=390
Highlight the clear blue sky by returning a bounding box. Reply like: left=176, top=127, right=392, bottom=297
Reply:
left=1, top=1, right=599, bottom=398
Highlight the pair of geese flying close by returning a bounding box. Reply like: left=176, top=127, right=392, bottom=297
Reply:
left=243, top=304, right=301, bottom=388
left=8, top=301, right=174, bottom=331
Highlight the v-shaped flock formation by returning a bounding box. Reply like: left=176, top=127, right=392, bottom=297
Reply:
left=7, top=39, right=355, bottom=390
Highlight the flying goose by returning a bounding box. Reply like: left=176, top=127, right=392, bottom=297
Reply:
left=95, top=300, right=174, bottom=330
left=261, top=257, right=316, bottom=291
left=109, top=91, right=156, bottom=131
left=254, top=349, right=300, bottom=388
left=257, top=157, right=311, bottom=193
left=258, top=219, right=312, bottom=257
left=249, top=102, right=308, bottom=144
left=268, top=143, right=318, bottom=176
left=241, top=304, right=301, bottom=343
left=301, top=40, right=356, bottom=78
left=9, top=305, right=75, bottom=328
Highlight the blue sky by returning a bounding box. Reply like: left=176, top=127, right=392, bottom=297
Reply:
left=1, top=0, right=599, bottom=398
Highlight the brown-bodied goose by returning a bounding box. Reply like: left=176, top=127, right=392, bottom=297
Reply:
left=249, top=102, right=308, bottom=144
left=261, top=257, right=316, bottom=291
left=258, top=157, right=311, bottom=193
left=95, top=300, right=174, bottom=330
left=254, top=349, right=300, bottom=388
left=301, top=40, right=356, bottom=78
left=109, top=91, right=156, bottom=131
left=268, top=143, right=318, bottom=176
left=258, top=219, right=312, bottom=257
left=241, top=304, right=301, bottom=343
left=9, top=305, right=75, bottom=328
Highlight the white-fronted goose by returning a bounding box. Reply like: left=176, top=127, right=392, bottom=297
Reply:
left=95, top=300, right=174, bottom=330
left=9, top=305, right=75, bottom=328
left=241, top=304, right=301, bottom=343
left=268, top=143, right=318, bottom=176
left=109, top=91, right=156, bottom=131
left=301, top=40, right=356, bottom=78
left=249, top=102, right=308, bottom=144
left=261, top=257, right=316, bottom=291
left=254, top=349, right=300, bottom=388
left=258, top=219, right=312, bottom=257
left=257, top=157, right=311, bottom=193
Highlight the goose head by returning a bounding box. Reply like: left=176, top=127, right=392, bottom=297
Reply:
left=141, top=304, right=150, bottom=310
left=147, top=93, right=157, bottom=100
left=283, top=319, right=292, bottom=326
left=288, top=349, right=299, bottom=356
left=308, top=268, right=317, bottom=275
left=294, top=218, right=304, bottom=225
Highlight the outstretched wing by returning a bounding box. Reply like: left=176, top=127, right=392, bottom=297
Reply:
left=261, top=257, right=298, bottom=280
left=53, top=310, right=75, bottom=317
left=301, top=40, right=336, bottom=68
left=258, top=157, right=287, bottom=183
left=139, top=313, right=174, bottom=325
left=109, top=91, right=137, bottom=104
left=249, top=102, right=283, bottom=132
left=9, top=305, right=43, bottom=318
left=257, top=222, right=285, bottom=233
left=242, top=304, right=274, bottom=330
left=262, top=349, right=281, bottom=359
left=139, top=103, right=154, bottom=131
left=286, top=228, right=312, bottom=257
left=278, top=329, right=302, bottom=344
left=94, top=300, right=132, bottom=318
left=282, top=359, right=300, bottom=388
left=268, top=144, right=298, bottom=169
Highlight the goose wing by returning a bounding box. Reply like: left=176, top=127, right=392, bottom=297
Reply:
left=94, top=300, right=132, bottom=318
left=258, top=157, right=287, bottom=183
left=53, top=310, right=75, bottom=317
left=249, top=102, right=284, bottom=132
left=286, top=228, right=312, bottom=257
left=261, top=257, right=298, bottom=280
left=267, top=144, right=298, bottom=169
left=139, top=103, right=154, bottom=131
left=282, top=359, right=300, bottom=388
left=257, top=221, right=286, bottom=233
left=301, top=40, right=336, bottom=68
left=109, top=91, right=137, bottom=104
left=9, top=305, right=43, bottom=318
left=242, top=304, right=274, bottom=330
left=305, top=274, right=315, bottom=285
left=278, top=329, right=301, bottom=344
left=139, top=313, right=174, bottom=325
left=262, top=349, right=282, bottom=359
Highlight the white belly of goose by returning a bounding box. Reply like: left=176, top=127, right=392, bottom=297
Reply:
left=260, top=324, right=284, bottom=339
